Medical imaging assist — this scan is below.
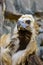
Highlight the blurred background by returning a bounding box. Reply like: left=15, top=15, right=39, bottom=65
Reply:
left=0, top=0, right=43, bottom=61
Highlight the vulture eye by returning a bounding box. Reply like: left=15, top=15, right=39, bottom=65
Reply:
left=26, top=20, right=31, bottom=24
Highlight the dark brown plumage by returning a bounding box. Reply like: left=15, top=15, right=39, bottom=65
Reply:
left=17, top=29, right=32, bottom=51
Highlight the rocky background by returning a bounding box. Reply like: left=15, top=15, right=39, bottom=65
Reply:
left=0, top=0, right=43, bottom=64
